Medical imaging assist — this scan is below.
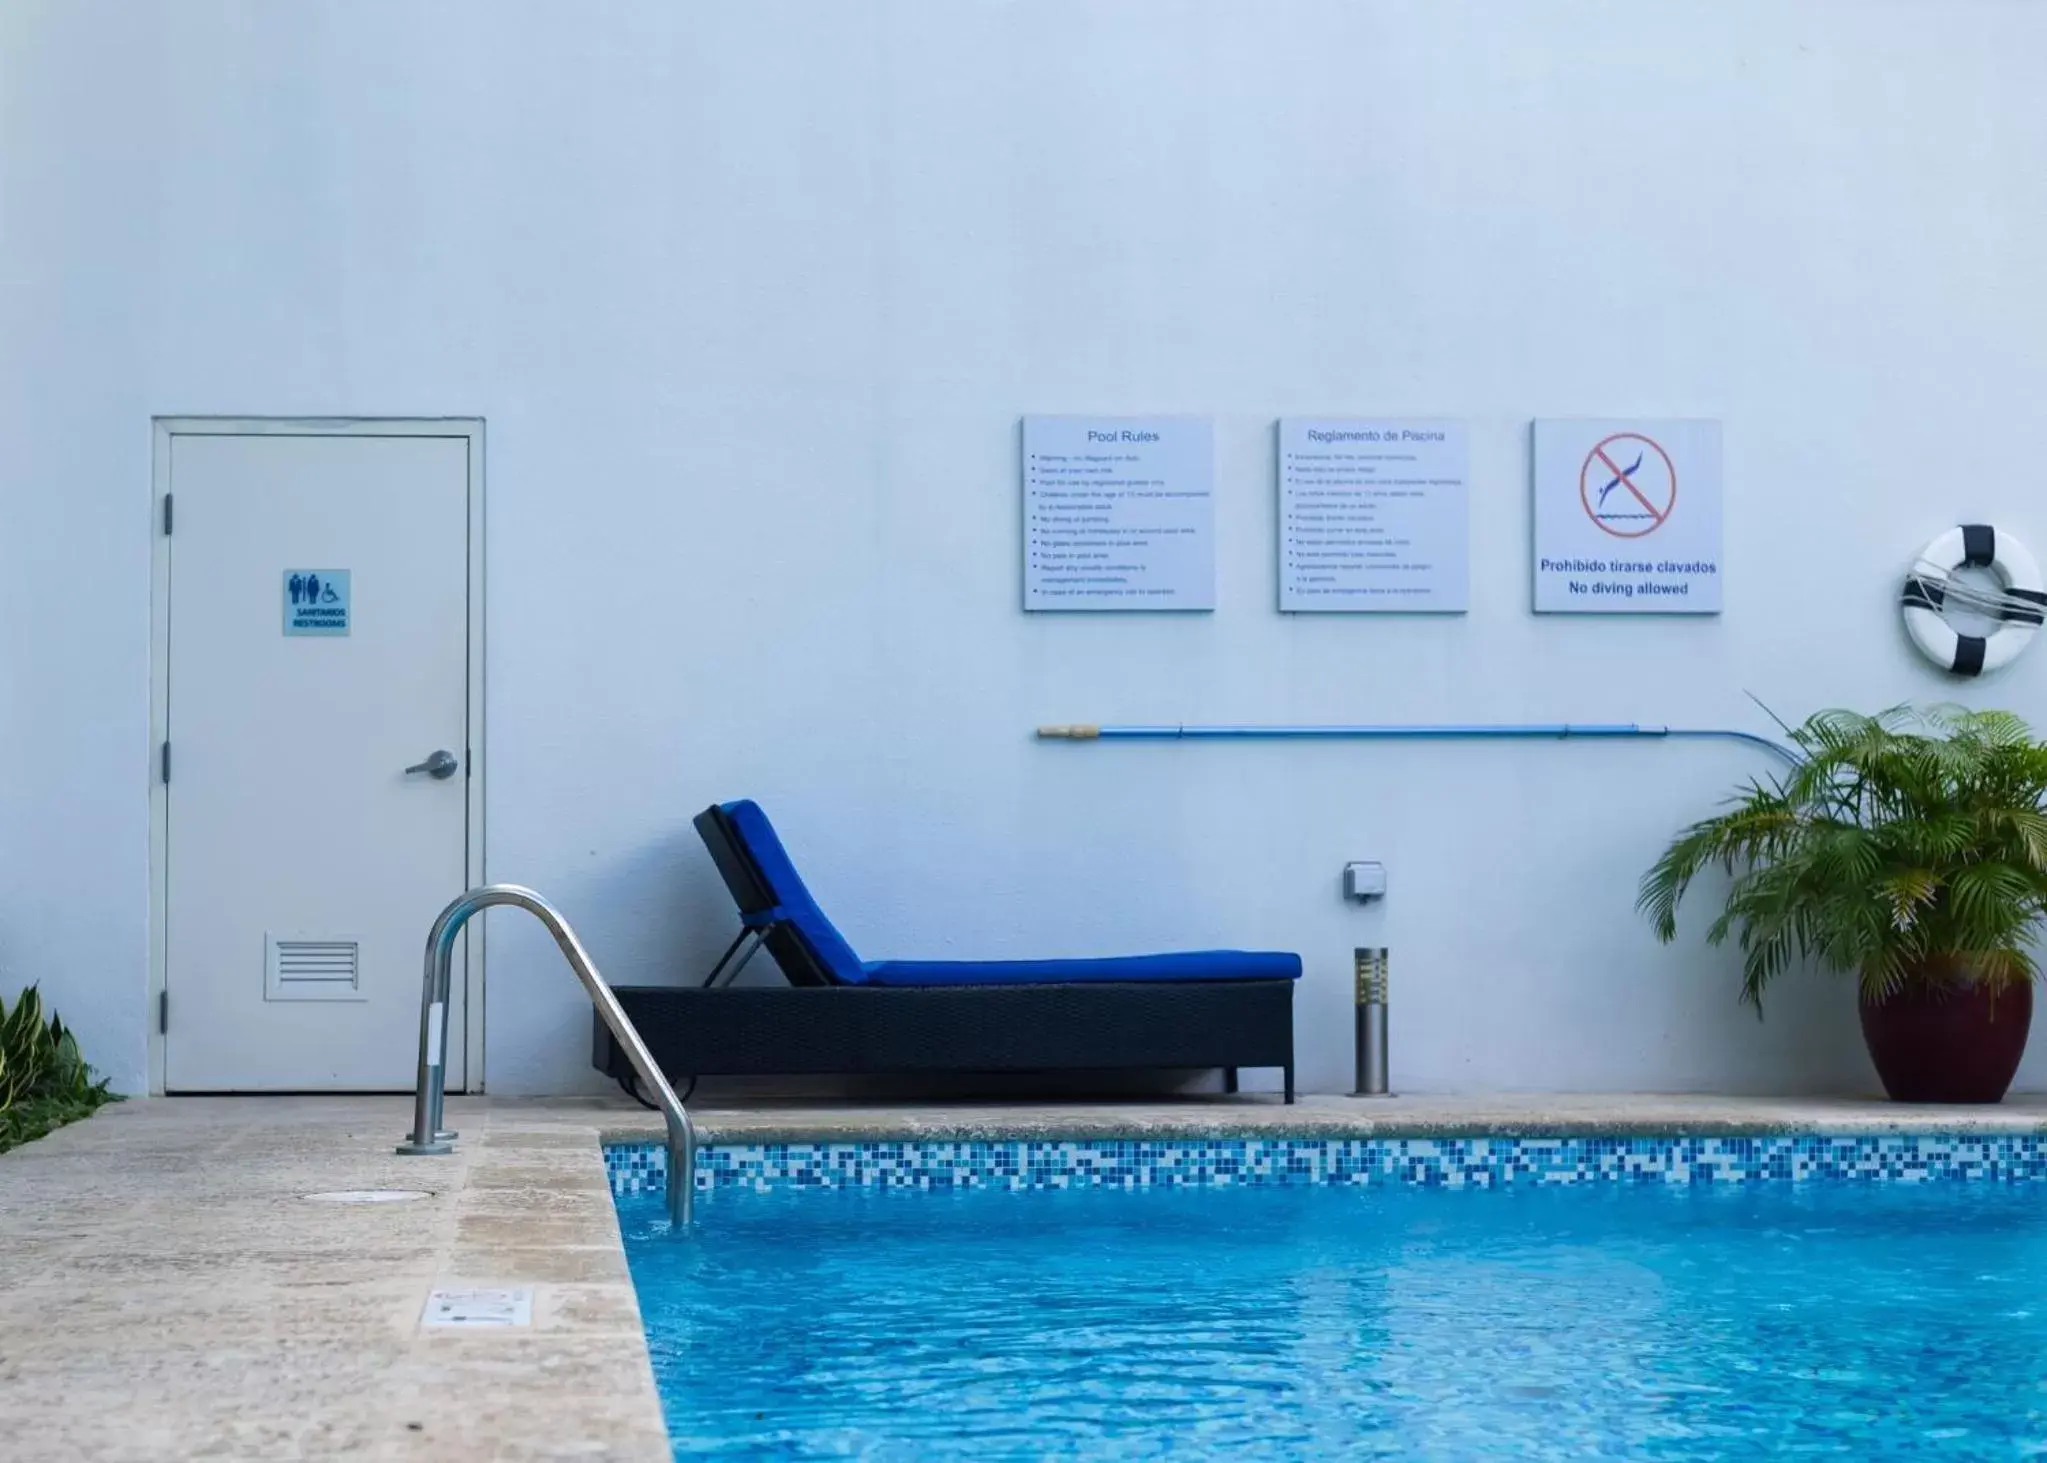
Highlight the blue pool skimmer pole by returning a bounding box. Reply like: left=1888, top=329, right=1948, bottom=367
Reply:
left=1034, top=723, right=1800, bottom=764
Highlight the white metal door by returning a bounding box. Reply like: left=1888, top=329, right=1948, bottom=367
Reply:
left=162, top=430, right=473, bottom=1091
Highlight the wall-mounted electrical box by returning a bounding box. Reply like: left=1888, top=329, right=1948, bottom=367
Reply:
left=1343, top=862, right=1386, bottom=902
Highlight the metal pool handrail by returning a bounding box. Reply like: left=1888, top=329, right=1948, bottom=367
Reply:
left=394, top=884, right=696, bottom=1229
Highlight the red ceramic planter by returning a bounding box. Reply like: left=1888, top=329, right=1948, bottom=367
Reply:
left=1858, top=973, right=2033, bottom=1104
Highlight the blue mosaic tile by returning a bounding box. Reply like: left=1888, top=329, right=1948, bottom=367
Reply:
left=602, top=1133, right=2047, bottom=1196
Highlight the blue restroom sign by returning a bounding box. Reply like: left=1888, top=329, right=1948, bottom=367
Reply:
left=283, top=569, right=351, bottom=636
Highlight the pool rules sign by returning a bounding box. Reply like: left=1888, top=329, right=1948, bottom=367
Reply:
left=1531, top=419, right=1722, bottom=613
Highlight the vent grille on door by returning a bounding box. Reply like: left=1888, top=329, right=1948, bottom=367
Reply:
left=265, top=935, right=366, bottom=1002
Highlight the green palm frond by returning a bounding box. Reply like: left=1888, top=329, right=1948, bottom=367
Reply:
left=1640, top=707, right=2047, bottom=1011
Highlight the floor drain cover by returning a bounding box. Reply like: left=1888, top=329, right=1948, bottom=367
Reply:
left=423, top=1287, right=533, bottom=1328
left=304, top=1189, right=433, bottom=1204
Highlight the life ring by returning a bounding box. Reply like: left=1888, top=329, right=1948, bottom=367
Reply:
left=1901, top=525, right=2047, bottom=676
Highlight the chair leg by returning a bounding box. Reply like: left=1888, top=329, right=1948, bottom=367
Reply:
left=1284, top=1066, right=1295, bottom=1105
left=1222, top=1067, right=1238, bottom=1094
left=701, top=924, right=774, bottom=989
left=700, top=928, right=751, bottom=988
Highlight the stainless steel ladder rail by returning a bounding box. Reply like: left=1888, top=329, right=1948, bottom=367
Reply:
left=394, top=885, right=696, bottom=1228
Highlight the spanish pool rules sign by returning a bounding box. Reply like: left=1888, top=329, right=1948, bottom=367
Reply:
left=1531, top=419, right=1722, bottom=614
left=1279, top=418, right=1468, bottom=612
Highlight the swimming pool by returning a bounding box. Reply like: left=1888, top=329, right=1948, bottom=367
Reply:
left=616, top=1147, right=2047, bottom=1459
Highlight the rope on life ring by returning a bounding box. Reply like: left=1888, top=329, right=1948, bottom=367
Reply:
left=1901, top=525, right=2047, bottom=677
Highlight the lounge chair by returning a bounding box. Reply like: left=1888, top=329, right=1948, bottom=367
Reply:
left=597, top=800, right=1301, bottom=1101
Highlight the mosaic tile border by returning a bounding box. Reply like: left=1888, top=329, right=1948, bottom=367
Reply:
left=604, top=1134, right=2047, bottom=1196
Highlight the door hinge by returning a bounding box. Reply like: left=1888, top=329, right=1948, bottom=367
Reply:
left=158, top=989, right=169, bottom=1035
left=160, top=741, right=170, bottom=785
left=162, top=493, right=173, bottom=535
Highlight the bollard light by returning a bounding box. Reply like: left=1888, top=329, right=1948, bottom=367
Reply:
left=1353, top=947, right=1390, bottom=1097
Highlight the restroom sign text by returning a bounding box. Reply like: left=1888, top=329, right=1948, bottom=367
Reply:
left=1531, top=419, right=1722, bottom=614
left=283, top=569, right=351, bottom=636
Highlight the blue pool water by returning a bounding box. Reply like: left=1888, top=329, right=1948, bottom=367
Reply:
left=619, top=1182, right=2047, bottom=1459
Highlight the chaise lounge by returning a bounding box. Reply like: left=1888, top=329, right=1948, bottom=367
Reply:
left=598, top=800, right=1301, bottom=1101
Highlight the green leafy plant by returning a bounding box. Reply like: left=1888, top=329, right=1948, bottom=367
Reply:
left=1638, top=706, right=2047, bottom=1010
left=0, top=985, right=114, bottom=1152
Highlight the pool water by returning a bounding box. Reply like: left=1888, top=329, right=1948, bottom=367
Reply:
left=619, top=1182, right=2047, bottom=1459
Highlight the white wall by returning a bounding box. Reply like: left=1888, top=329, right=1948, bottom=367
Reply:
left=5, top=0, right=2047, bottom=1097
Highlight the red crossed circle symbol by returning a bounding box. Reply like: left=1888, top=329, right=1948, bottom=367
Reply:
left=1579, top=433, right=1676, bottom=539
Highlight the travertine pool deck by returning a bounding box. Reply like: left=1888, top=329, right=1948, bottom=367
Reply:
left=10, top=1090, right=2047, bottom=1461
left=1, top=1096, right=665, bottom=1463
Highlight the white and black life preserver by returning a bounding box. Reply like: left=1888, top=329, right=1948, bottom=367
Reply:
left=1901, top=525, right=2047, bottom=676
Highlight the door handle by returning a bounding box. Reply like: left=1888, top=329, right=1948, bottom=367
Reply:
left=405, top=750, right=460, bottom=781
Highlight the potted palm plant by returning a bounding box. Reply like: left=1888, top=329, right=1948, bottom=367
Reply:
left=1639, top=706, right=2047, bottom=1103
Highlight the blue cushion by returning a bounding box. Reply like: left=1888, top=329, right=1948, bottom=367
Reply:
left=720, top=799, right=1302, bottom=989
left=720, top=800, right=871, bottom=985
left=863, top=951, right=1302, bottom=987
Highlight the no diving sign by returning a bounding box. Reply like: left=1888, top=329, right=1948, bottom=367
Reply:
left=1532, top=419, right=1721, bottom=614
